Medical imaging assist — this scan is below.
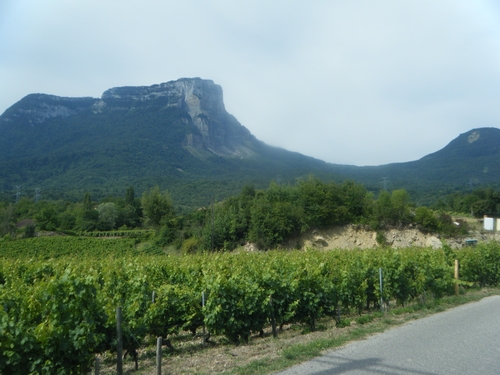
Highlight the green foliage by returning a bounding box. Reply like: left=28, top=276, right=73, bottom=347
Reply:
left=125, top=186, right=135, bottom=206
left=0, top=267, right=106, bottom=374
left=83, top=192, right=93, bottom=211
left=141, top=186, right=174, bottom=228
left=0, top=237, right=141, bottom=259
left=414, top=206, right=439, bottom=232
left=458, top=242, right=500, bottom=286
left=23, top=223, right=36, bottom=238
left=97, top=202, right=118, bottom=230
left=1, top=242, right=500, bottom=373
left=248, top=186, right=302, bottom=249
left=0, top=204, right=15, bottom=237
left=375, top=231, right=387, bottom=246
left=191, top=178, right=374, bottom=251
left=0, top=176, right=469, bottom=253
left=436, top=187, right=500, bottom=217
left=181, top=237, right=202, bottom=254
left=35, top=206, right=60, bottom=231
left=372, top=189, right=412, bottom=228
left=355, top=314, right=375, bottom=325
left=391, top=189, right=412, bottom=224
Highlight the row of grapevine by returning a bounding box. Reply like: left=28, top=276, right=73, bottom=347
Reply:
left=0, top=236, right=164, bottom=259
left=1, top=243, right=500, bottom=373
left=78, top=230, right=154, bottom=238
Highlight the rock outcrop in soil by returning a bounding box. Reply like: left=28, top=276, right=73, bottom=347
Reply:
left=285, top=224, right=500, bottom=250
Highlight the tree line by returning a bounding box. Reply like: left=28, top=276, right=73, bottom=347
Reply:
left=1, top=176, right=476, bottom=249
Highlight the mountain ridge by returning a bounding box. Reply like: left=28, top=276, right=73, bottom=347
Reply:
left=1, top=78, right=500, bottom=208
left=0, top=78, right=341, bottom=208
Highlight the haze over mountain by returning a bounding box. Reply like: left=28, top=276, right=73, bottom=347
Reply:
left=1, top=78, right=499, bottom=209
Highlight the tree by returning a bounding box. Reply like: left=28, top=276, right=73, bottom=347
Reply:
left=122, top=186, right=141, bottom=228
left=141, top=186, right=174, bottom=227
left=83, top=192, right=93, bottom=211
left=372, top=189, right=412, bottom=228
left=76, top=193, right=98, bottom=231
left=97, top=202, right=118, bottom=230
left=373, top=190, right=393, bottom=228
left=125, top=186, right=135, bottom=206
left=14, top=197, right=36, bottom=219
left=58, top=211, right=76, bottom=230
left=35, top=206, right=60, bottom=231
left=0, top=204, right=15, bottom=237
left=391, top=189, right=411, bottom=225
left=414, top=206, right=439, bottom=232
left=248, top=189, right=302, bottom=249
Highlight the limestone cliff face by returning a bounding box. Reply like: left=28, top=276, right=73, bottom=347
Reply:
left=2, top=78, right=257, bottom=158
left=100, top=78, right=257, bottom=157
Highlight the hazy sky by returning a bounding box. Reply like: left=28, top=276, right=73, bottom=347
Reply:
left=2, top=1, right=500, bottom=166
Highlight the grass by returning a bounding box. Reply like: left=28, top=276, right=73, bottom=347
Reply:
left=229, top=287, right=500, bottom=375
left=98, top=287, right=500, bottom=375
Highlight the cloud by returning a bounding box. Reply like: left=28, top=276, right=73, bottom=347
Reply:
left=1, top=0, right=500, bottom=166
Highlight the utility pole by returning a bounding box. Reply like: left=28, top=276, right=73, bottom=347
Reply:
left=35, top=188, right=41, bottom=203
left=211, top=196, right=214, bottom=252
left=14, top=185, right=22, bottom=203
left=381, top=177, right=388, bottom=191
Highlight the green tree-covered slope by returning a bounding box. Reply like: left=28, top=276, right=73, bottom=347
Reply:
left=1, top=78, right=500, bottom=208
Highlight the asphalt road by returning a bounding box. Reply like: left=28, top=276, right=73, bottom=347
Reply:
left=276, top=295, right=500, bottom=375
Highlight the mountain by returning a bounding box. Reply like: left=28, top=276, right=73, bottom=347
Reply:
left=335, top=127, right=500, bottom=202
left=0, top=78, right=340, bottom=209
left=1, top=77, right=500, bottom=209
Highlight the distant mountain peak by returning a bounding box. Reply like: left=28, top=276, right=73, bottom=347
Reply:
left=101, top=78, right=236, bottom=144
left=2, top=78, right=500, bottom=206
left=99, top=78, right=256, bottom=156
left=1, top=78, right=257, bottom=158
left=2, top=94, right=96, bottom=125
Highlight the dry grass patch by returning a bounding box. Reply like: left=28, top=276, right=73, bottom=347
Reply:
left=97, top=288, right=500, bottom=375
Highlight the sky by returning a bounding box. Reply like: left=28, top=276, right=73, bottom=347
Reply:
left=2, top=1, right=500, bottom=166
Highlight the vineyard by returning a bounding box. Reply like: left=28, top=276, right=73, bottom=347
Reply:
left=0, top=236, right=163, bottom=259
left=1, top=237, right=500, bottom=374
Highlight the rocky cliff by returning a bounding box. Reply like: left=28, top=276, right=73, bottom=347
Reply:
left=284, top=224, right=497, bottom=251
left=98, top=78, right=257, bottom=157
left=1, top=77, right=338, bottom=204
left=1, top=78, right=257, bottom=159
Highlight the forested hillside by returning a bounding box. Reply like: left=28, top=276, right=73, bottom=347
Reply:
left=0, top=78, right=341, bottom=209
left=335, top=127, right=500, bottom=203
left=2, top=78, right=500, bottom=208
left=5, top=177, right=493, bottom=251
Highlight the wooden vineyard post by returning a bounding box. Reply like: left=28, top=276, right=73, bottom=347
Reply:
left=156, top=336, right=163, bottom=375
left=270, top=296, right=277, bottom=338
left=379, top=267, right=384, bottom=312
left=202, top=291, right=207, bottom=347
left=455, top=260, right=459, bottom=296
left=116, top=307, right=123, bottom=375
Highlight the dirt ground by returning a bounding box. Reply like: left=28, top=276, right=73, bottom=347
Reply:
left=98, top=317, right=354, bottom=374
left=95, top=289, right=500, bottom=375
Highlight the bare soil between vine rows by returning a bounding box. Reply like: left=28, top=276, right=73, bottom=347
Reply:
left=96, top=288, right=499, bottom=375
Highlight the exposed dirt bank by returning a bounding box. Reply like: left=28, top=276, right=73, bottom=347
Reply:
left=283, top=225, right=500, bottom=250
